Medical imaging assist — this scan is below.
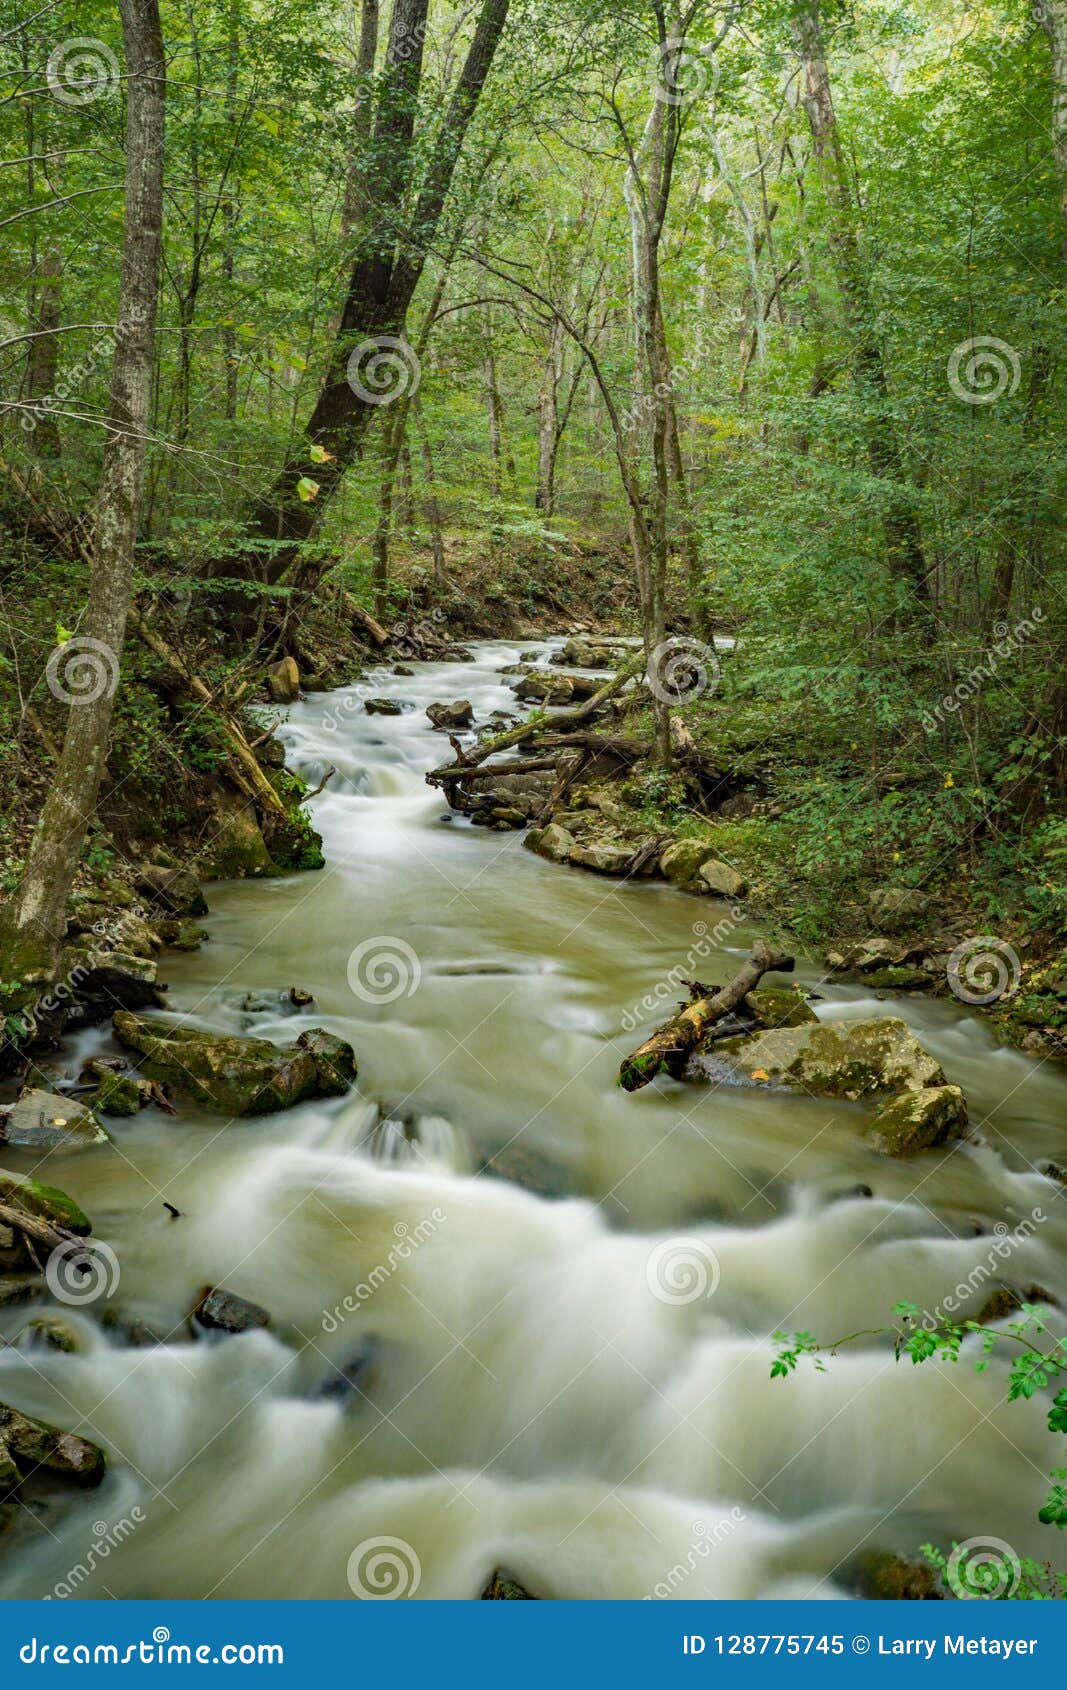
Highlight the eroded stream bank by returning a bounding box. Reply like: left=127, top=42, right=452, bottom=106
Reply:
left=1, top=639, right=1066, bottom=1599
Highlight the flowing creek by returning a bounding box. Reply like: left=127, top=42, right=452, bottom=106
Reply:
left=2, top=638, right=1066, bottom=1600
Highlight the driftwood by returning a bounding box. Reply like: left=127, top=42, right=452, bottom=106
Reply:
left=426, top=656, right=644, bottom=790
left=128, top=606, right=288, bottom=817
left=0, top=1200, right=95, bottom=1275
left=343, top=593, right=390, bottom=647
left=618, top=939, right=795, bottom=1092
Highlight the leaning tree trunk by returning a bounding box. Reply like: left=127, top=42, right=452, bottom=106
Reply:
left=793, top=0, right=928, bottom=606
left=225, top=0, right=510, bottom=588
left=0, top=0, right=165, bottom=988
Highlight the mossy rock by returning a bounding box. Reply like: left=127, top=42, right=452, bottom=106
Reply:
left=858, top=1550, right=941, bottom=1600
left=744, top=988, right=818, bottom=1029
left=0, top=1402, right=105, bottom=1487
left=88, top=1072, right=143, bottom=1118
left=0, top=1169, right=90, bottom=1235
left=2, top=1088, right=109, bottom=1150
left=524, top=823, right=574, bottom=864
left=706, top=1018, right=947, bottom=1101
left=480, top=1567, right=538, bottom=1599
left=866, top=1085, right=967, bottom=1156
left=112, top=1013, right=356, bottom=1116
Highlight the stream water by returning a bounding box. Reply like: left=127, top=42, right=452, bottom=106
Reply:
left=1, top=639, right=1066, bottom=1600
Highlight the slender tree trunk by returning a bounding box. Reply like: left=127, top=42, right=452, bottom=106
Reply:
left=1040, top=0, right=1067, bottom=258
left=0, top=0, right=165, bottom=987
left=221, top=0, right=240, bottom=420
left=535, top=316, right=563, bottom=514
left=793, top=0, right=928, bottom=605
left=415, top=399, right=446, bottom=581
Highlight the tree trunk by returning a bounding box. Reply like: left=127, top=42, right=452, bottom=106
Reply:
left=415, top=400, right=447, bottom=581
left=0, top=0, right=165, bottom=988
left=1040, top=0, right=1067, bottom=257
left=793, top=0, right=928, bottom=606
left=535, top=317, right=563, bottom=514
left=227, top=0, right=510, bottom=583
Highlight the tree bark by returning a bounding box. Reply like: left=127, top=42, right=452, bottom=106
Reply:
left=228, top=0, right=510, bottom=583
left=793, top=0, right=928, bottom=605
left=0, top=0, right=165, bottom=987
left=1040, top=0, right=1067, bottom=258
left=619, top=939, right=795, bottom=1092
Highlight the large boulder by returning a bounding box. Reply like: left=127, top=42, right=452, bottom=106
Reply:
left=266, top=655, right=300, bottom=704
left=0, top=1089, right=108, bottom=1151
left=426, top=699, right=473, bottom=730
left=744, top=988, right=818, bottom=1030
left=697, top=1017, right=947, bottom=1100
left=197, top=789, right=275, bottom=879
left=660, top=839, right=715, bottom=887
left=698, top=859, right=748, bottom=899
left=60, top=947, right=166, bottom=1022
left=524, top=823, right=575, bottom=864
left=514, top=670, right=601, bottom=704
left=568, top=840, right=636, bottom=875
left=553, top=636, right=626, bottom=669
left=111, top=1013, right=357, bottom=1116
left=364, top=697, right=404, bottom=716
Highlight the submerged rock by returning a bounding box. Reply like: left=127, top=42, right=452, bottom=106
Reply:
left=0, top=1402, right=106, bottom=1487
left=481, top=1145, right=571, bottom=1200
left=426, top=699, right=474, bottom=730
left=0, top=1088, right=108, bottom=1150
left=16, top=1315, right=83, bottom=1354
left=193, top=1286, right=271, bottom=1335
left=112, top=1013, right=357, bottom=1115
left=859, top=1550, right=941, bottom=1600
left=364, top=697, right=405, bottom=716
left=481, top=1567, right=538, bottom=1599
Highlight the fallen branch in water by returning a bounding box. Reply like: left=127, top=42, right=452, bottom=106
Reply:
left=0, top=1200, right=92, bottom=1272
left=618, top=938, right=795, bottom=1092
left=300, top=765, right=336, bottom=803
left=426, top=656, right=644, bottom=789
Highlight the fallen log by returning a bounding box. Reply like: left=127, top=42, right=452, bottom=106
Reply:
left=0, top=1200, right=94, bottom=1272
left=426, top=656, right=644, bottom=789
left=618, top=938, right=795, bottom=1092
left=343, top=593, right=390, bottom=648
